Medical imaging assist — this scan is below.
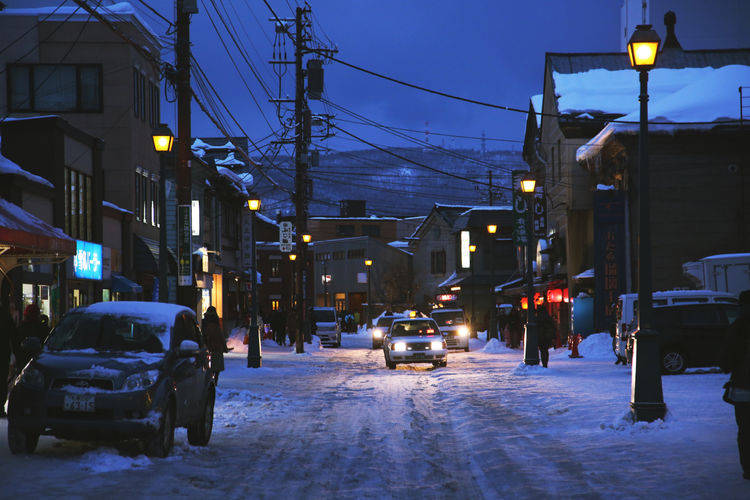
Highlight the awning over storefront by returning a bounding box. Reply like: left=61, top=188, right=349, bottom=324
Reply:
left=0, top=199, right=74, bottom=270
left=495, top=277, right=524, bottom=293
left=111, top=273, right=143, bottom=293
left=133, top=235, right=177, bottom=274
left=573, top=268, right=594, bottom=281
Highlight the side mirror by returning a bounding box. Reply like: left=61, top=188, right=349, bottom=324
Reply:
left=21, top=337, right=42, bottom=356
left=178, top=339, right=200, bottom=357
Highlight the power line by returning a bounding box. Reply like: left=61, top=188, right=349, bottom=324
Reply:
left=133, top=0, right=173, bottom=27
left=0, top=0, right=68, bottom=57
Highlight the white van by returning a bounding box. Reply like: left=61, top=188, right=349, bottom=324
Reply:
left=312, top=307, right=341, bottom=347
left=612, top=290, right=737, bottom=363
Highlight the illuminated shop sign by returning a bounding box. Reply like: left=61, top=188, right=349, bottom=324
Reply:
left=73, top=240, right=102, bottom=280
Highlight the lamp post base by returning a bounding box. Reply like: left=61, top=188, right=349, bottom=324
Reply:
left=247, top=356, right=262, bottom=368
left=246, top=325, right=263, bottom=368
left=523, top=322, right=540, bottom=365
left=630, top=328, right=667, bottom=422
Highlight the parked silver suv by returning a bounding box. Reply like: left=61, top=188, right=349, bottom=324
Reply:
left=312, top=307, right=341, bottom=347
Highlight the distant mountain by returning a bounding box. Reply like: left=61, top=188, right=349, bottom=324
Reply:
left=248, top=147, right=525, bottom=218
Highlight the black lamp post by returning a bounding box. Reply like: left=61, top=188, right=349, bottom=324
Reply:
left=469, top=244, right=476, bottom=336
left=246, top=197, right=262, bottom=368
left=152, top=124, right=174, bottom=303
left=521, top=173, right=539, bottom=365
left=365, top=259, right=373, bottom=329
left=487, top=224, right=498, bottom=340
left=627, top=24, right=667, bottom=422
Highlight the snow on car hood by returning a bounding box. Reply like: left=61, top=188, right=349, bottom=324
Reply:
left=35, top=350, right=164, bottom=384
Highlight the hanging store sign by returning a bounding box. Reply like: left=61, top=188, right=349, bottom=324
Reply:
left=593, top=190, right=626, bottom=332
left=460, top=230, right=471, bottom=269
left=512, top=170, right=547, bottom=244
left=73, top=240, right=102, bottom=280
left=279, top=221, right=293, bottom=253
left=177, top=205, right=193, bottom=286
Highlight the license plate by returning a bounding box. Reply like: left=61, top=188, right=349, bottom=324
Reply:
left=412, top=353, right=425, bottom=359
left=63, top=394, right=96, bottom=413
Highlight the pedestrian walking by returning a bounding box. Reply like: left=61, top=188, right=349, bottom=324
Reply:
left=203, top=306, right=227, bottom=384
left=538, top=308, right=555, bottom=368
left=16, top=303, right=48, bottom=370
left=0, top=301, right=17, bottom=418
left=721, top=290, right=750, bottom=480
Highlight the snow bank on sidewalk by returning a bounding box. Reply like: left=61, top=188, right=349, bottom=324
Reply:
left=511, top=362, right=555, bottom=376
left=227, top=326, right=247, bottom=353
left=78, top=449, right=151, bottom=473
left=577, top=333, right=615, bottom=360
left=599, top=411, right=671, bottom=434
left=480, top=338, right=516, bottom=354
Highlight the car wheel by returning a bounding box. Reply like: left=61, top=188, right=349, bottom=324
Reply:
left=661, top=349, right=687, bottom=375
left=188, top=388, right=215, bottom=446
left=7, top=423, right=39, bottom=455
left=146, top=400, right=175, bottom=458
left=441, top=360, right=448, bottom=368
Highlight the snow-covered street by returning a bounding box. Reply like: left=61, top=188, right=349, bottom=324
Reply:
left=1, top=333, right=746, bottom=499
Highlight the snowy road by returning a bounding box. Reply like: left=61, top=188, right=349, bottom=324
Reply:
left=1, top=333, right=747, bottom=499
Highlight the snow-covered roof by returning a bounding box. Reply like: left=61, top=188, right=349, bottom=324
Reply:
left=255, top=213, right=278, bottom=227
left=438, top=271, right=458, bottom=288
left=0, top=2, right=161, bottom=48
left=388, top=240, right=410, bottom=248
left=573, top=268, right=595, bottom=280
left=577, top=64, right=750, bottom=162
left=0, top=198, right=70, bottom=242
left=84, top=301, right=193, bottom=351
left=596, top=184, right=615, bottom=191
left=0, top=137, right=53, bottom=188
left=700, top=253, right=750, bottom=261
left=102, top=200, right=133, bottom=215
left=216, top=167, right=250, bottom=196
left=458, top=205, right=513, bottom=216
left=530, top=94, right=543, bottom=128
left=215, top=152, right=245, bottom=168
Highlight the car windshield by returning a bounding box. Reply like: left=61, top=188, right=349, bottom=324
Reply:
left=313, top=309, right=336, bottom=323
left=390, top=320, right=439, bottom=337
left=431, top=311, right=464, bottom=326
left=45, top=312, right=168, bottom=353
left=376, top=316, right=396, bottom=327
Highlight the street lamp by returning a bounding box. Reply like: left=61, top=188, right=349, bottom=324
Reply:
left=365, top=259, right=373, bottom=329
left=469, top=244, right=477, bottom=336
left=302, top=233, right=312, bottom=244
left=289, top=253, right=297, bottom=261
left=487, top=224, right=498, bottom=340
left=521, top=172, right=540, bottom=365
left=152, top=124, right=174, bottom=303
left=627, top=24, right=666, bottom=422
left=246, top=196, right=261, bottom=368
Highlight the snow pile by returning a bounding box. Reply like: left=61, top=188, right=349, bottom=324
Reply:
left=0, top=198, right=71, bottom=240
left=600, top=411, right=670, bottom=433
left=78, top=449, right=151, bottom=473
left=216, top=167, right=249, bottom=196
left=226, top=326, right=247, bottom=353
left=292, top=336, right=324, bottom=355
left=531, top=94, right=543, bottom=128
left=511, top=362, right=555, bottom=376
left=480, top=338, right=516, bottom=354
left=576, top=333, right=614, bottom=360
left=215, top=151, right=245, bottom=168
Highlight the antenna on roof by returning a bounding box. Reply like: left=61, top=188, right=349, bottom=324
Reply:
left=663, top=11, right=682, bottom=50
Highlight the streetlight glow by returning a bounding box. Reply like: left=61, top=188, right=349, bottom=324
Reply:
left=364, top=259, right=373, bottom=266
left=469, top=244, right=476, bottom=253
left=521, top=173, right=536, bottom=194
left=487, top=224, right=497, bottom=234
left=151, top=124, right=174, bottom=153
left=627, top=24, right=661, bottom=70
left=247, top=199, right=261, bottom=211
left=302, top=234, right=312, bottom=243
left=289, top=253, right=297, bottom=261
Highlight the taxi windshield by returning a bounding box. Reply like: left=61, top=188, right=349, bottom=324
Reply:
left=390, top=321, right=439, bottom=337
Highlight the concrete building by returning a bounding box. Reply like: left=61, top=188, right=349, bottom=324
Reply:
left=0, top=4, right=164, bottom=291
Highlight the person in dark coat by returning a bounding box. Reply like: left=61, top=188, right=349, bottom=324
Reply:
left=203, top=306, right=227, bottom=383
left=16, top=303, right=47, bottom=370
left=0, top=302, right=17, bottom=417
left=287, top=309, right=298, bottom=346
left=721, top=290, right=750, bottom=480
left=537, top=307, right=555, bottom=368
left=508, top=307, right=522, bottom=349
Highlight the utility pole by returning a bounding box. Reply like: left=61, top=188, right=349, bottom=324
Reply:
left=175, top=0, right=195, bottom=309
left=294, top=5, right=310, bottom=354
left=488, top=171, right=493, bottom=206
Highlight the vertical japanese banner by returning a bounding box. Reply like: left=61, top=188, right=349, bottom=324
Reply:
left=593, top=190, right=626, bottom=332
left=512, top=170, right=528, bottom=245
left=177, top=204, right=193, bottom=286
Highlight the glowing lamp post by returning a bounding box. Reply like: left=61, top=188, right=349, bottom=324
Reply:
left=152, top=124, right=174, bottom=303
left=246, top=196, right=261, bottom=368
left=365, top=259, right=373, bottom=329
left=521, top=172, right=540, bottom=365
left=627, top=24, right=667, bottom=422
left=486, top=224, right=498, bottom=340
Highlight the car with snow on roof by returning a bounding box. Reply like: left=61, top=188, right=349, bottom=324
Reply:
left=312, top=307, right=341, bottom=347
left=383, top=318, right=447, bottom=369
left=7, top=301, right=215, bottom=458
left=429, top=308, right=471, bottom=351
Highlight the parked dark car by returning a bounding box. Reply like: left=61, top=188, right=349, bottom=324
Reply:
left=626, top=302, right=739, bottom=374
left=7, top=302, right=215, bottom=457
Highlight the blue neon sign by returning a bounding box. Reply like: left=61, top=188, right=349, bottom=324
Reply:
left=73, top=240, right=102, bottom=280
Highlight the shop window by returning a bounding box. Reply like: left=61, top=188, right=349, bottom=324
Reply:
left=271, top=299, right=280, bottom=311
left=347, top=248, right=365, bottom=259
left=332, top=251, right=345, bottom=260
left=8, top=64, right=102, bottom=112
left=271, top=260, right=280, bottom=277
left=65, top=167, right=92, bottom=240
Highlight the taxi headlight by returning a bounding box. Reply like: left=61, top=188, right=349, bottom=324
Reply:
left=372, top=328, right=383, bottom=339
left=392, top=342, right=407, bottom=352
left=430, top=341, right=443, bottom=351
left=458, top=326, right=469, bottom=337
